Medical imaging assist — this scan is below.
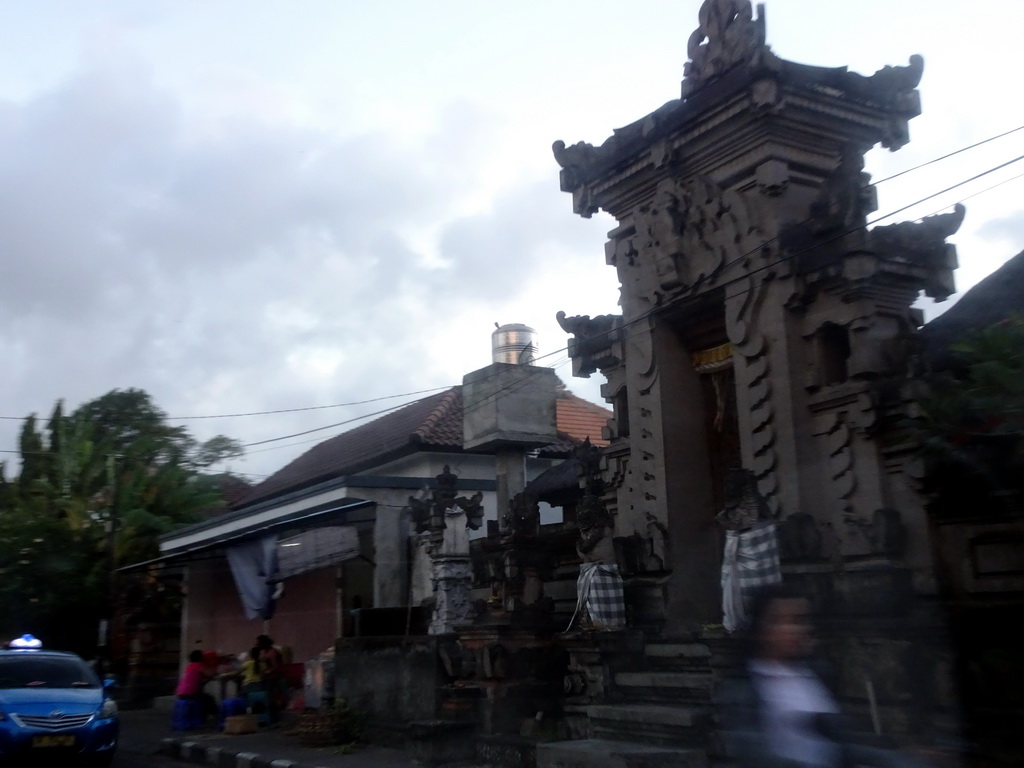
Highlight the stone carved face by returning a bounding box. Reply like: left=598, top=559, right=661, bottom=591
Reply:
left=647, top=187, right=686, bottom=291
left=635, top=177, right=750, bottom=301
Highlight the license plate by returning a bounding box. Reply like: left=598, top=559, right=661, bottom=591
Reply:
left=33, top=734, right=75, bottom=747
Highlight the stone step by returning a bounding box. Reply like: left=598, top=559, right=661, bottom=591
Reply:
left=588, top=703, right=711, bottom=747
left=536, top=738, right=707, bottom=768
left=643, top=643, right=712, bottom=668
left=614, top=671, right=714, bottom=702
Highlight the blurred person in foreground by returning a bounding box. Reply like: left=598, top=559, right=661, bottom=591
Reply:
left=716, top=583, right=934, bottom=768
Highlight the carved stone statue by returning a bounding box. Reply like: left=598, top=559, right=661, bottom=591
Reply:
left=556, top=312, right=620, bottom=378
left=440, top=506, right=470, bottom=556
left=407, top=465, right=484, bottom=537
left=568, top=493, right=625, bottom=631
left=716, top=466, right=772, bottom=530
left=403, top=466, right=483, bottom=635
left=503, top=491, right=540, bottom=535
left=808, top=145, right=876, bottom=235
left=717, top=467, right=781, bottom=632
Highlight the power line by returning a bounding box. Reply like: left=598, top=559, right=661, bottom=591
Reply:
left=3, top=143, right=1021, bottom=448
left=536, top=147, right=1024, bottom=378
left=165, top=386, right=454, bottom=420
left=873, top=123, right=1024, bottom=186
left=241, top=399, right=434, bottom=448
left=0, top=386, right=455, bottom=422
left=869, top=152, right=1024, bottom=227
left=914, top=169, right=1024, bottom=221
left=243, top=355, right=574, bottom=454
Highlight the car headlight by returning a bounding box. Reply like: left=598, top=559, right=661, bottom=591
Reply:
left=99, top=699, right=118, bottom=719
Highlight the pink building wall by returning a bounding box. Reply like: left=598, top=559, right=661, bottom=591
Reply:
left=183, top=557, right=339, bottom=668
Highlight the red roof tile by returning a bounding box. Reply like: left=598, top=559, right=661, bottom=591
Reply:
left=556, top=393, right=610, bottom=447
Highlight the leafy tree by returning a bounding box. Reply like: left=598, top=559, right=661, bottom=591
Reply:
left=15, top=415, right=47, bottom=498
left=190, top=434, right=245, bottom=469
left=915, top=317, right=1024, bottom=518
left=0, top=388, right=244, bottom=655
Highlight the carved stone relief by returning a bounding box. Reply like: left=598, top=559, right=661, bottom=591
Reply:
left=632, top=176, right=763, bottom=301
left=726, top=276, right=780, bottom=516
left=823, top=413, right=856, bottom=515
left=429, top=559, right=475, bottom=635
left=556, top=311, right=623, bottom=379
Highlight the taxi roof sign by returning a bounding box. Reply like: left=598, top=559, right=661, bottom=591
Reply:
left=8, top=634, right=43, bottom=649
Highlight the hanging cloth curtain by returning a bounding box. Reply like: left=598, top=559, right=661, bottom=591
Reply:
left=227, top=535, right=279, bottom=620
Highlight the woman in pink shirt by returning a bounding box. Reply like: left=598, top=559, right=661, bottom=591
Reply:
left=176, top=649, right=216, bottom=720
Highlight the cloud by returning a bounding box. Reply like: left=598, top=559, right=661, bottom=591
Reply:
left=976, top=211, right=1024, bottom=252
left=0, top=43, right=618, bottom=478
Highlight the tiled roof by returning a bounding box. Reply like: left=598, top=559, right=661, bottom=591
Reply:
left=234, top=385, right=611, bottom=509
left=556, top=393, right=610, bottom=447
left=199, top=474, right=253, bottom=518
left=234, top=388, right=462, bottom=508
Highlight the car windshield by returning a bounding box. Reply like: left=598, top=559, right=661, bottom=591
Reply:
left=0, top=656, right=99, bottom=689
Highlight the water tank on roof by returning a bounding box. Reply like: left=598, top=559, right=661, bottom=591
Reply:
left=492, top=323, right=538, bottom=365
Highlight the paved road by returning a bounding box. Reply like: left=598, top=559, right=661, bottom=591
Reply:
left=114, top=752, right=181, bottom=767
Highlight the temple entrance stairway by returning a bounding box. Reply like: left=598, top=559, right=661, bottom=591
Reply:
left=535, top=630, right=740, bottom=768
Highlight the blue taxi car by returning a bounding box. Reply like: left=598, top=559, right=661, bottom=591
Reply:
left=0, top=635, right=118, bottom=766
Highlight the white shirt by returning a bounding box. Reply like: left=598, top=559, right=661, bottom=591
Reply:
left=749, top=659, right=842, bottom=768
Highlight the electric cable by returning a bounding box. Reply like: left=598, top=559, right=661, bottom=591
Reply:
left=3, top=145, right=1022, bottom=445
left=873, top=123, right=1024, bottom=186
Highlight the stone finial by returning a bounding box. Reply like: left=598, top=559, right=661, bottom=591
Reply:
left=683, top=0, right=766, bottom=97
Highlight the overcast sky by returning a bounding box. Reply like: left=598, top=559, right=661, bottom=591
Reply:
left=1, top=0, right=1022, bottom=483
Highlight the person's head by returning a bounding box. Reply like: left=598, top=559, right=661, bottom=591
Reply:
left=249, top=646, right=260, bottom=661
left=746, top=583, right=815, bottom=661
left=188, top=650, right=204, bottom=663
left=255, top=634, right=273, bottom=650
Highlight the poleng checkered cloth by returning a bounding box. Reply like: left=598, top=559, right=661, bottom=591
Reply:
left=567, top=562, right=626, bottom=631
left=721, top=521, right=782, bottom=632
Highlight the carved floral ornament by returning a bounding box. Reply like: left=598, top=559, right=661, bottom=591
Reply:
left=682, top=0, right=766, bottom=97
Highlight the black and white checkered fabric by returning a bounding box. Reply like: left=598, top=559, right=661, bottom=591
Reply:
left=721, top=521, right=782, bottom=632
left=568, top=562, right=626, bottom=631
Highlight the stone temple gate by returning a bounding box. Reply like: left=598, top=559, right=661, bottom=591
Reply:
left=554, top=0, right=962, bottom=634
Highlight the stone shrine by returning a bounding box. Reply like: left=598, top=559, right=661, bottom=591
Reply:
left=552, top=0, right=962, bottom=745
left=406, top=466, right=483, bottom=635
left=555, top=0, right=960, bottom=628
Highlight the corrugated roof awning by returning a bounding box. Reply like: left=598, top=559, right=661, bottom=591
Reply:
left=117, top=498, right=375, bottom=572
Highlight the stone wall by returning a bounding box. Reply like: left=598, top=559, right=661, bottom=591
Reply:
left=334, top=636, right=446, bottom=737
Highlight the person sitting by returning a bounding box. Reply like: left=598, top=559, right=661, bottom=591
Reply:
left=175, top=650, right=216, bottom=721
left=255, top=634, right=285, bottom=718
left=239, top=647, right=264, bottom=695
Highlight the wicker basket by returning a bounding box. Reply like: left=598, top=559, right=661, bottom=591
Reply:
left=296, top=706, right=361, bottom=747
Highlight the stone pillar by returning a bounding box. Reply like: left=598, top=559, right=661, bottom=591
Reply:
left=429, top=507, right=474, bottom=635
left=429, top=557, right=474, bottom=635
left=494, top=448, right=526, bottom=533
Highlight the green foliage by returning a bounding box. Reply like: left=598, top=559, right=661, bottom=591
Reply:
left=0, top=388, right=245, bottom=654
left=0, top=505, right=103, bottom=650
left=915, top=317, right=1024, bottom=517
